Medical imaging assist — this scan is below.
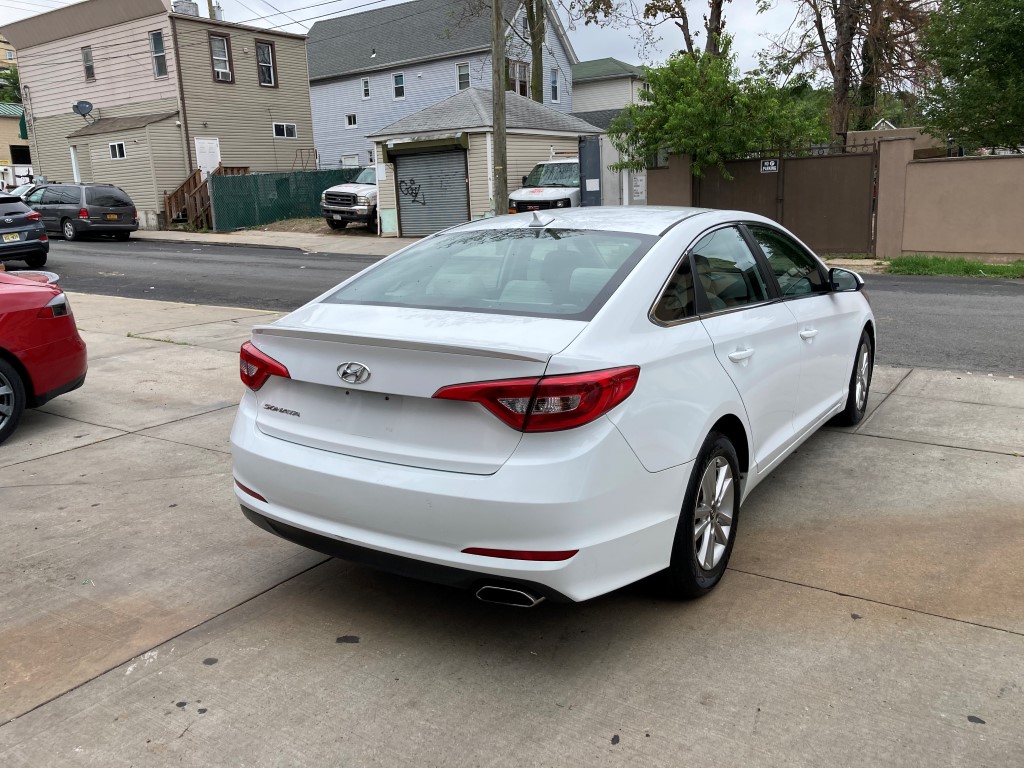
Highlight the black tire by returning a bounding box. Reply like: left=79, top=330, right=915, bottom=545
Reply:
left=655, top=431, right=741, bottom=599
left=24, top=252, right=47, bottom=269
left=326, top=218, right=347, bottom=230
left=834, top=330, right=874, bottom=426
left=61, top=218, right=79, bottom=241
left=0, top=357, right=27, bottom=446
left=113, top=231, right=130, bottom=241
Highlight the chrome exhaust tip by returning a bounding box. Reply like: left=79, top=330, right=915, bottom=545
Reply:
left=475, top=585, right=545, bottom=608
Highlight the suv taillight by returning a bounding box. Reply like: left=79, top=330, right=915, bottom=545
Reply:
left=240, top=341, right=290, bottom=391
left=25, top=211, right=41, bottom=222
left=78, top=208, right=89, bottom=220
left=132, top=208, right=138, bottom=221
left=434, top=366, right=640, bottom=432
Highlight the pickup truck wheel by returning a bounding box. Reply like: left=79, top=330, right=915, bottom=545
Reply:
left=326, top=218, right=347, bottom=230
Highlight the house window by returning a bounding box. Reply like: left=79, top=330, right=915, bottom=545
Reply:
left=508, top=60, right=529, bottom=97
left=346, top=114, right=357, bottom=128
left=521, top=13, right=529, bottom=36
left=109, top=142, right=126, bottom=160
left=341, top=155, right=359, bottom=167
left=5, top=51, right=13, bottom=61
left=392, top=72, right=405, bottom=99
left=457, top=62, right=470, bottom=91
left=256, top=40, right=277, bottom=87
left=368, top=148, right=375, bottom=165
left=81, top=47, right=95, bottom=80
left=149, top=31, right=168, bottom=78
left=209, top=34, right=233, bottom=83
left=361, top=77, right=370, bottom=99
left=273, top=122, right=297, bottom=138
left=550, top=68, right=559, bottom=102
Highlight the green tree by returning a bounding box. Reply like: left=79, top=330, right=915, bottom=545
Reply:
left=0, top=65, right=21, bottom=103
left=607, top=39, right=829, bottom=177
left=919, top=0, right=1024, bottom=149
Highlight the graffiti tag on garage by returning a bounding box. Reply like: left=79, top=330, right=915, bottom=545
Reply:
left=399, top=179, right=427, bottom=206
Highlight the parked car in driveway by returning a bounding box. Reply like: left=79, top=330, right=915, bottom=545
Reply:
left=0, top=193, right=49, bottom=268
left=0, top=271, right=88, bottom=445
left=23, top=183, right=139, bottom=241
left=230, top=207, right=875, bottom=606
left=320, top=167, right=378, bottom=230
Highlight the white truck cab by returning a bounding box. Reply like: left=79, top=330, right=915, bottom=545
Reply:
left=320, top=167, right=378, bottom=230
left=508, top=156, right=580, bottom=213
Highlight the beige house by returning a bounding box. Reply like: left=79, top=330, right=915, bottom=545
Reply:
left=1, top=0, right=314, bottom=228
left=0, top=33, right=15, bottom=72
left=0, top=103, right=32, bottom=189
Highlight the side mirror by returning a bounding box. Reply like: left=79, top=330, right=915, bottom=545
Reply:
left=522, top=175, right=529, bottom=187
left=829, top=267, right=864, bottom=292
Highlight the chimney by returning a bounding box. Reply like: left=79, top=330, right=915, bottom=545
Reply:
left=171, top=1, right=200, bottom=16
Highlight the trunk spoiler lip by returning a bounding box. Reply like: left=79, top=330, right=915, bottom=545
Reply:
left=252, top=325, right=557, bottom=363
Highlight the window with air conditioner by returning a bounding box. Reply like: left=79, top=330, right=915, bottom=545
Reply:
left=209, top=34, right=232, bottom=83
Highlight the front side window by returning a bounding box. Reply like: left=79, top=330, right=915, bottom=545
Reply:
left=109, top=142, right=126, bottom=160
left=256, top=40, right=276, bottom=87
left=550, top=69, right=559, bottom=102
left=81, top=46, right=95, bottom=80
left=324, top=228, right=656, bottom=321
left=150, top=31, right=168, bottom=78
left=690, top=227, right=770, bottom=312
left=361, top=77, right=370, bottom=98
left=273, top=122, right=297, bottom=138
left=747, top=225, right=827, bottom=297
left=392, top=72, right=405, bottom=99
left=457, top=62, right=470, bottom=91
left=209, top=34, right=232, bottom=82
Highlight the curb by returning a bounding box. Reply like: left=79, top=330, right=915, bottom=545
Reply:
left=132, top=236, right=304, bottom=253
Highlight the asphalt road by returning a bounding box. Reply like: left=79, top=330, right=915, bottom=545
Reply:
left=11, top=237, right=1024, bottom=374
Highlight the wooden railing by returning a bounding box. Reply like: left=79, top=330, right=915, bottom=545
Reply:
left=163, top=163, right=250, bottom=230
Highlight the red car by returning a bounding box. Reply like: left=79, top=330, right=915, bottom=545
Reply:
left=0, top=272, right=87, bottom=444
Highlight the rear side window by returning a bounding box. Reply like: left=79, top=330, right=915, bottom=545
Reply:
left=652, top=255, right=695, bottom=323
left=55, top=186, right=83, bottom=205
left=325, top=229, right=656, bottom=320
left=86, top=187, right=133, bottom=207
left=747, top=226, right=827, bottom=297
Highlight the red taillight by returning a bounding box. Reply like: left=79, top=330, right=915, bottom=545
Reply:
left=37, top=294, right=69, bottom=318
left=239, top=341, right=290, bottom=391
left=462, top=547, right=579, bottom=561
left=78, top=208, right=89, bottom=220
left=132, top=208, right=138, bottom=221
left=235, top=479, right=267, bottom=503
left=39, top=235, right=48, bottom=241
left=25, top=211, right=41, bottom=222
left=434, top=366, right=640, bottom=432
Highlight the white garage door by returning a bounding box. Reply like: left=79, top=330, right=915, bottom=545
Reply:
left=395, top=150, right=469, bottom=237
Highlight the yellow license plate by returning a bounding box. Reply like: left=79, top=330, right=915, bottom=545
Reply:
left=105, top=213, right=119, bottom=220
left=2, top=233, right=20, bottom=242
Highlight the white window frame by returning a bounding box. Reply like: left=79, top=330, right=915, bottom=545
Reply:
left=346, top=113, right=357, bottom=129
left=392, top=72, right=405, bottom=100
left=361, top=77, right=370, bottom=99
left=256, top=40, right=276, bottom=87
left=6, top=51, right=14, bottom=61
left=149, top=30, right=168, bottom=79
left=272, top=122, right=297, bottom=139
left=210, top=34, right=232, bottom=82
left=108, top=142, right=126, bottom=160
left=341, top=155, right=359, bottom=168
left=456, top=62, right=470, bottom=91
left=550, top=68, right=559, bottom=103
left=81, top=46, right=95, bottom=80
left=368, top=148, right=375, bottom=165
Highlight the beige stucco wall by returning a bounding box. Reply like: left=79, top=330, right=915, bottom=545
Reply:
left=847, top=127, right=942, bottom=153
left=901, top=155, right=1024, bottom=262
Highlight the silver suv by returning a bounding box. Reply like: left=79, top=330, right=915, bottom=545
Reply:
left=24, top=183, right=139, bottom=241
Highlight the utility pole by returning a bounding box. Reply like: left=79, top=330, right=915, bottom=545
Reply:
left=491, top=0, right=508, bottom=216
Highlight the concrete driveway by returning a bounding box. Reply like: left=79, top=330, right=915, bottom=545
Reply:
left=1, top=293, right=1022, bottom=766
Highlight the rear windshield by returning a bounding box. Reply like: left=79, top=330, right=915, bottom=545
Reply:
left=324, top=228, right=656, bottom=320
left=86, top=187, right=133, bottom=207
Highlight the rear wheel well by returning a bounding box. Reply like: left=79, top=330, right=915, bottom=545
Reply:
left=0, top=347, right=35, bottom=406
left=709, top=414, right=749, bottom=476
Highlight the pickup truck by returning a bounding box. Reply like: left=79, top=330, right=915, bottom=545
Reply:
left=320, top=167, right=378, bottom=229
left=508, top=158, right=581, bottom=213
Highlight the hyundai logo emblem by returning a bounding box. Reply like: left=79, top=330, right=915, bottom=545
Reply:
left=3, top=218, right=11, bottom=224
left=337, top=362, right=371, bottom=384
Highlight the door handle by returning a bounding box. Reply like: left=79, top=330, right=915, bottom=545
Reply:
left=799, top=329, right=819, bottom=340
left=728, top=348, right=755, bottom=363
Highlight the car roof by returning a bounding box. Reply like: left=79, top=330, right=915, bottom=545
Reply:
left=449, top=206, right=755, bottom=237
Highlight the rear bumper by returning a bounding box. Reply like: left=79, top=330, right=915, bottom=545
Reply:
left=20, top=331, right=88, bottom=405
left=76, top=219, right=139, bottom=234
left=230, top=394, right=690, bottom=602
left=0, top=234, right=48, bottom=260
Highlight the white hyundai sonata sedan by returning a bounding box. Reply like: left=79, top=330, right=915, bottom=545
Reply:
left=231, top=207, right=874, bottom=606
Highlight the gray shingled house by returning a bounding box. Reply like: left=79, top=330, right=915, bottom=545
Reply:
left=367, top=88, right=599, bottom=237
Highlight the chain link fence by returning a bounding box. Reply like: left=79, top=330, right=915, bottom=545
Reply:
left=209, top=168, right=364, bottom=231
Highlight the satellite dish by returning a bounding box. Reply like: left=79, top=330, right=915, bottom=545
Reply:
left=71, top=101, right=94, bottom=116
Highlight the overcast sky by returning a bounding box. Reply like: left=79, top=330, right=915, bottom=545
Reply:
left=2, top=0, right=798, bottom=73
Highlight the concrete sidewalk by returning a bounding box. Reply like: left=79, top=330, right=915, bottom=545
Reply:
left=0, top=293, right=1021, bottom=766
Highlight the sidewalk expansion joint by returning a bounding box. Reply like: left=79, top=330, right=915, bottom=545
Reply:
left=728, top=567, right=1024, bottom=638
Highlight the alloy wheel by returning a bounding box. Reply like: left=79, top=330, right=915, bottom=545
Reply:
left=0, top=369, right=15, bottom=430
left=855, top=345, right=870, bottom=412
left=693, top=456, right=735, bottom=571
left=63, top=220, right=75, bottom=239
